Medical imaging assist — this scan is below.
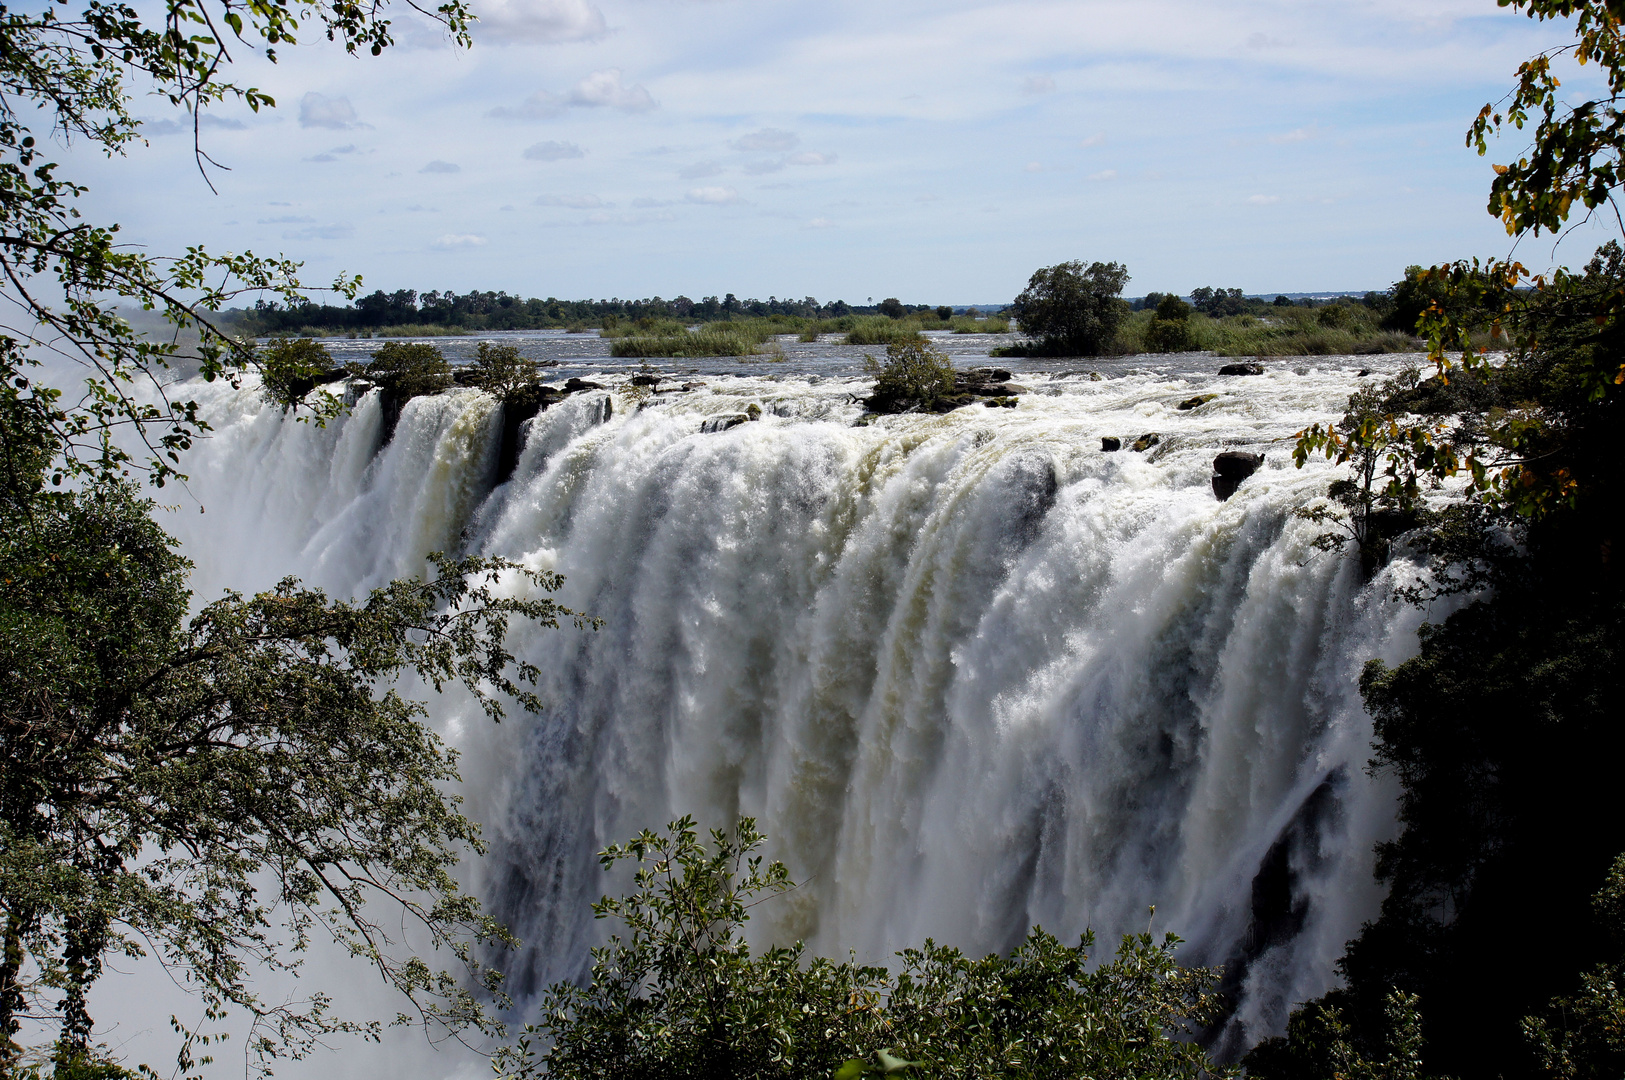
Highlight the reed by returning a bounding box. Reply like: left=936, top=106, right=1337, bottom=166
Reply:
left=610, top=320, right=780, bottom=358
left=845, top=317, right=925, bottom=346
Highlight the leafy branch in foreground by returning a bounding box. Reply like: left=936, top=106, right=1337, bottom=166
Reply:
left=0, top=466, right=594, bottom=1076
left=497, top=817, right=1230, bottom=1080
left=1, top=0, right=473, bottom=488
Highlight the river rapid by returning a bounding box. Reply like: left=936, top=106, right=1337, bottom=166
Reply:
left=155, top=333, right=1444, bottom=1067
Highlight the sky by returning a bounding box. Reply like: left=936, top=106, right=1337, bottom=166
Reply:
left=59, top=0, right=1620, bottom=304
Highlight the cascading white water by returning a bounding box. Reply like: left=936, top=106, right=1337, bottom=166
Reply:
left=161, top=359, right=1442, bottom=1061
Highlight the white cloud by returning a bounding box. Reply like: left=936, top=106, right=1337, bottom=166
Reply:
left=1022, top=75, right=1056, bottom=94
left=631, top=197, right=673, bottom=208
left=731, top=128, right=798, bottom=152
left=299, top=93, right=359, bottom=130
left=1087, top=169, right=1117, bottom=181
left=469, top=0, right=606, bottom=43
left=487, top=90, right=563, bottom=120
left=524, top=140, right=586, bottom=161
left=679, top=160, right=723, bottom=179
left=805, top=217, right=836, bottom=229
left=537, top=194, right=608, bottom=208
left=743, top=158, right=785, bottom=175
left=433, top=233, right=488, bottom=248
left=569, top=69, right=657, bottom=112
left=283, top=223, right=354, bottom=240
left=1270, top=126, right=1315, bottom=143
left=787, top=151, right=835, bottom=166
left=420, top=160, right=461, bottom=173
left=686, top=186, right=740, bottom=205
left=143, top=114, right=246, bottom=136
left=1079, top=133, right=1106, bottom=148
left=1024, top=162, right=1043, bottom=173
left=1248, top=194, right=1282, bottom=205
left=258, top=214, right=315, bottom=224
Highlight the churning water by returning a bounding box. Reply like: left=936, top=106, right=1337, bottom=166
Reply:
left=156, top=336, right=1445, bottom=1066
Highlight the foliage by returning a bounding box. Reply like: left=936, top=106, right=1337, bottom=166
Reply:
left=1469, top=0, right=1625, bottom=238
left=259, top=336, right=339, bottom=413
left=364, top=341, right=452, bottom=400
left=1143, top=295, right=1196, bottom=352
left=863, top=340, right=956, bottom=410
left=845, top=317, right=926, bottom=347
left=1009, top=260, right=1131, bottom=356
left=1245, top=990, right=1432, bottom=1080
left=1291, top=371, right=1434, bottom=575
left=497, top=818, right=1232, bottom=1080
left=0, top=0, right=475, bottom=486
left=609, top=321, right=779, bottom=358
left=470, top=342, right=541, bottom=403
left=1522, top=853, right=1625, bottom=1080
left=0, top=443, right=591, bottom=1074
left=1190, top=287, right=1246, bottom=318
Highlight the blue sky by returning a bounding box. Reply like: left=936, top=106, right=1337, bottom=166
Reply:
left=64, top=0, right=1616, bottom=304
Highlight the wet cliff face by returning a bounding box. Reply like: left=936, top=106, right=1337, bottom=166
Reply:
left=162, top=360, right=1442, bottom=1054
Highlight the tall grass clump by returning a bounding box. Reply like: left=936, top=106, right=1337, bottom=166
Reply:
left=845, top=316, right=925, bottom=346
left=599, top=318, right=690, bottom=339
left=949, top=315, right=1010, bottom=334
left=611, top=320, right=780, bottom=358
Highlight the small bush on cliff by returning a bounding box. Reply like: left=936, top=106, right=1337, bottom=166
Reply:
left=260, top=337, right=337, bottom=411
left=364, top=341, right=452, bottom=400
left=498, top=817, right=1231, bottom=1080
left=864, top=340, right=956, bottom=411
left=471, top=341, right=541, bottom=403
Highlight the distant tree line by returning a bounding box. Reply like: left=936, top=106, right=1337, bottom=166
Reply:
left=239, top=290, right=988, bottom=336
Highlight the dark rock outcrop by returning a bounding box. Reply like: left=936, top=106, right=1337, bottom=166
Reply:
left=630, top=373, right=662, bottom=387
left=565, top=377, right=605, bottom=392
left=702, top=414, right=751, bottom=433
left=1218, top=362, right=1265, bottom=376
left=1131, top=433, right=1160, bottom=452
left=864, top=368, right=1029, bottom=414
left=495, top=383, right=571, bottom=483
left=1178, top=393, right=1218, bottom=410
left=1212, top=451, right=1264, bottom=501
left=1101, top=437, right=1121, bottom=452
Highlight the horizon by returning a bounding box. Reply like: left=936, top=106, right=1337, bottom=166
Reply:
left=61, top=0, right=1618, bottom=304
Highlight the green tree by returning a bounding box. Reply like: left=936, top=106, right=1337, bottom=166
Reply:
left=259, top=337, right=339, bottom=412
left=0, top=455, right=588, bottom=1074
left=863, top=340, right=957, bottom=411
left=1523, top=853, right=1625, bottom=1080
left=1273, top=4, right=1625, bottom=1077
left=498, top=818, right=1232, bottom=1080
left=1189, top=287, right=1246, bottom=318
left=1010, top=260, right=1131, bottom=356
left=1143, top=294, right=1196, bottom=353
left=364, top=341, right=453, bottom=400
left=0, top=0, right=473, bottom=488
left=470, top=341, right=542, bottom=404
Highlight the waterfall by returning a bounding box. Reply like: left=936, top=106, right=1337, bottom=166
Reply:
left=161, top=361, right=1437, bottom=1060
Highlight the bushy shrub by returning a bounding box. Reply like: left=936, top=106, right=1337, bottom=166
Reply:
left=258, top=337, right=335, bottom=410
left=1144, top=295, right=1197, bottom=352
left=364, top=341, right=452, bottom=399
left=864, top=339, right=956, bottom=409
left=498, top=817, right=1231, bottom=1080
left=470, top=341, right=541, bottom=402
